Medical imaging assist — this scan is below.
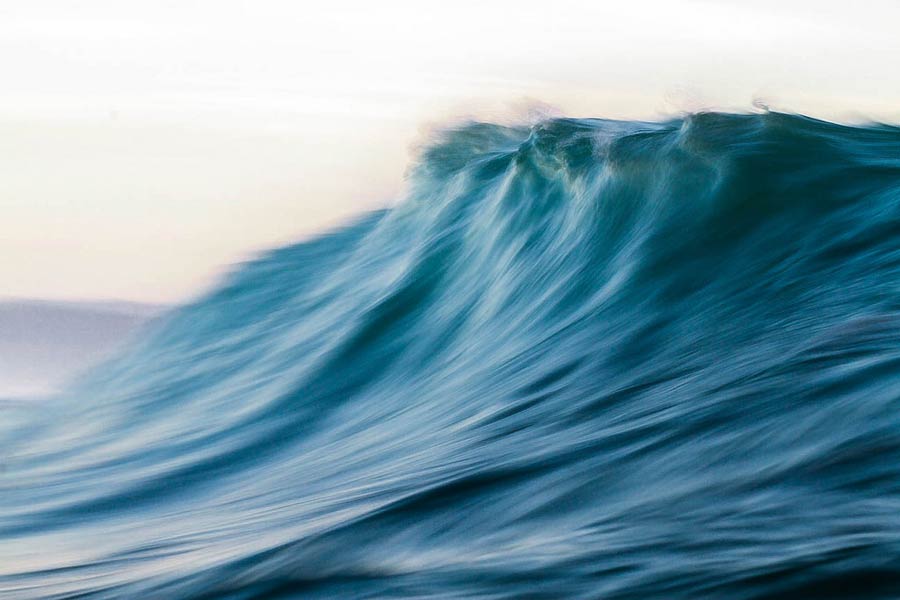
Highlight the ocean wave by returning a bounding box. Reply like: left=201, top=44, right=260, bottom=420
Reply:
left=3, top=112, right=900, bottom=598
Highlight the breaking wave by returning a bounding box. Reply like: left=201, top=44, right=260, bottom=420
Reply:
left=4, top=112, right=900, bottom=599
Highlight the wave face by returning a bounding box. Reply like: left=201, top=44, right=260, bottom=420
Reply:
left=4, top=112, right=900, bottom=599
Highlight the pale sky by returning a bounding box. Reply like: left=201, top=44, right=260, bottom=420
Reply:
left=3, top=0, right=899, bottom=303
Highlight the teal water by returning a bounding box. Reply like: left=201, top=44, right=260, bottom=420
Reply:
left=3, top=112, right=900, bottom=598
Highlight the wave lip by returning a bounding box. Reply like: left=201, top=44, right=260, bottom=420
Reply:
left=3, top=112, right=900, bottom=598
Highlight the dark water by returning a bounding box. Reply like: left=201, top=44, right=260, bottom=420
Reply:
left=4, top=112, right=900, bottom=599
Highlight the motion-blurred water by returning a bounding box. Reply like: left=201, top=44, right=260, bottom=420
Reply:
left=4, top=112, right=900, bottom=599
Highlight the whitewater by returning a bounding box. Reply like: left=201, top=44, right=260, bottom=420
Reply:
left=3, top=111, right=900, bottom=599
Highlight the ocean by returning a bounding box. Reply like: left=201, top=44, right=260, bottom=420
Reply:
left=3, top=111, right=900, bottom=598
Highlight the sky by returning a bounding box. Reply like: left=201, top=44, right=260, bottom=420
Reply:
left=3, top=0, right=900, bottom=303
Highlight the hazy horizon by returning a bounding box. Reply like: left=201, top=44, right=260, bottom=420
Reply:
left=0, top=297, right=164, bottom=398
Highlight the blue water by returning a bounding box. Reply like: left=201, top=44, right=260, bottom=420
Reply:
left=4, top=112, right=900, bottom=598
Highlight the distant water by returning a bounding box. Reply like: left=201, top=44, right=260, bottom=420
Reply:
left=0, top=300, right=164, bottom=399
left=3, top=112, right=900, bottom=599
